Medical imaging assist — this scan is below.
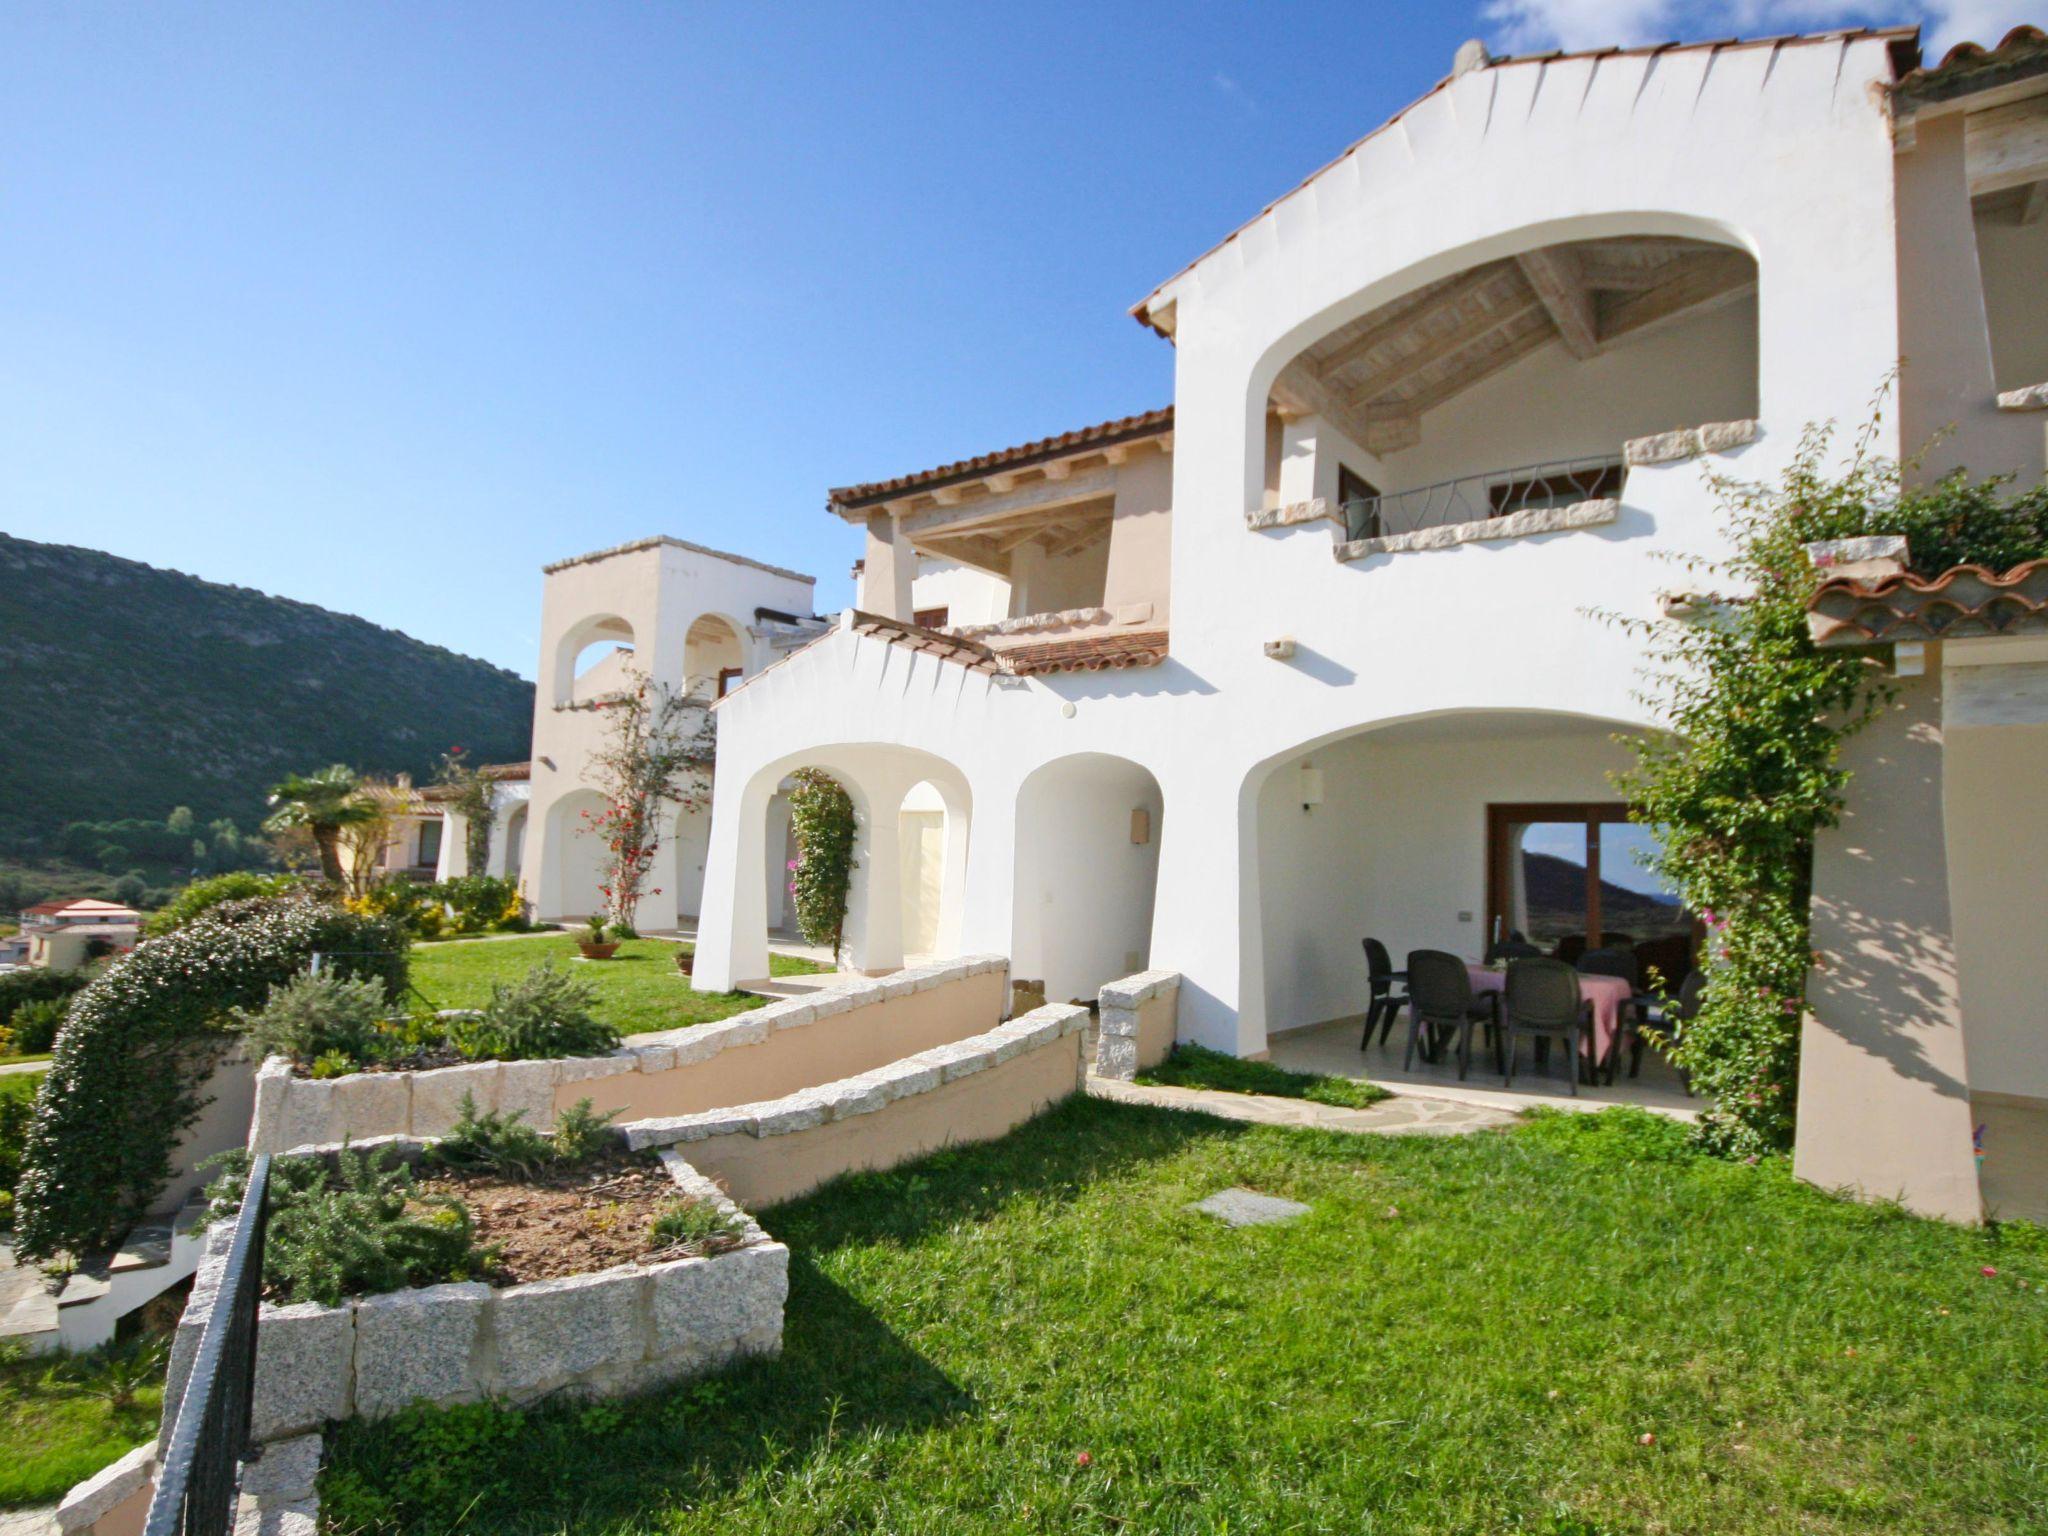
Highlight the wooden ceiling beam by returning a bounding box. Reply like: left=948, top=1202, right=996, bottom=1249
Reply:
left=1341, top=294, right=1545, bottom=408
left=1307, top=265, right=1507, bottom=381
left=1599, top=250, right=1756, bottom=344
left=1270, top=361, right=1402, bottom=457
left=1516, top=248, right=1599, bottom=360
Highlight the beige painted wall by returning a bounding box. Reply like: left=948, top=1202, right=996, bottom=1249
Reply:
left=1894, top=112, right=2042, bottom=486
left=1797, top=677, right=1981, bottom=1222
left=1943, top=717, right=2048, bottom=1102
left=675, top=1033, right=1083, bottom=1209
left=1102, top=449, right=1173, bottom=622
left=554, top=970, right=1008, bottom=1124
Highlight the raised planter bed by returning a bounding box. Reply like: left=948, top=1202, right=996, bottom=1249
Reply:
left=166, top=1144, right=787, bottom=1443
left=249, top=955, right=1012, bottom=1154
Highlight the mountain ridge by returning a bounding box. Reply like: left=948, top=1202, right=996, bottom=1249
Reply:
left=0, top=531, right=534, bottom=847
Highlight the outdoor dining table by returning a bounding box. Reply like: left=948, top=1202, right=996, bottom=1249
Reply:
left=1465, top=962, right=1634, bottom=1069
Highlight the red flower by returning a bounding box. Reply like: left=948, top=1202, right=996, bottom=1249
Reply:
left=1074, top=1452, right=1091, bottom=1467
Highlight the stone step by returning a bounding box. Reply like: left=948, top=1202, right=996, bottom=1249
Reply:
left=108, top=1220, right=175, bottom=1275
left=54, top=1270, right=111, bottom=1310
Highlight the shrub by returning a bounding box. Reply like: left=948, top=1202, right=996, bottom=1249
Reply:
left=647, top=1197, right=745, bottom=1256
left=0, top=1081, right=32, bottom=1211
left=205, top=1144, right=494, bottom=1307
left=9, top=997, right=70, bottom=1055
left=449, top=964, right=616, bottom=1062
left=232, top=971, right=394, bottom=1070
left=13, top=896, right=409, bottom=1260
left=0, top=969, right=86, bottom=1033
left=145, top=871, right=300, bottom=936
left=548, top=1097, right=619, bottom=1164
left=429, top=1093, right=556, bottom=1180
left=431, top=876, right=522, bottom=934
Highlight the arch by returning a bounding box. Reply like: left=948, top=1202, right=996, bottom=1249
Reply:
left=501, top=804, right=528, bottom=884
left=1237, top=707, right=1675, bottom=1049
left=544, top=788, right=612, bottom=919
left=671, top=795, right=713, bottom=925
left=1243, top=216, right=1762, bottom=523
left=683, top=612, right=747, bottom=699
left=554, top=614, right=638, bottom=707
left=1012, top=753, right=1164, bottom=1006
left=700, top=742, right=974, bottom=987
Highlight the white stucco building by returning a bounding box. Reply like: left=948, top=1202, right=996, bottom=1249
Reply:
left=683, top=27, right=2048, bottom=1222
left=438, top=536, right=827, bottom=929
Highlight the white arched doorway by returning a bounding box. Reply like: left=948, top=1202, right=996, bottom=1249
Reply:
left=897, top=780, right=949, bottom=961
left=547, top=789, right=611, bottom=919
left=1012, top=754, right=1163, bottom=1006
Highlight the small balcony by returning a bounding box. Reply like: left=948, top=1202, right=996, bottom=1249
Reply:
left=1341, top=455, right=1625, bottom=544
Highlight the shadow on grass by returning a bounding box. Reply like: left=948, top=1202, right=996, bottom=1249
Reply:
left=324, top=1097, right=1247, bottom=1534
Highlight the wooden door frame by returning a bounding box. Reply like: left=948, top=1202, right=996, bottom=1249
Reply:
left=1485, top=802, right=1634, bottom=950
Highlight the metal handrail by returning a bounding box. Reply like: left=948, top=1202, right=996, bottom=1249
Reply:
left=1342, top=455, right=1626, bottom=543
left=145, top=1153, right=271, bottom=1536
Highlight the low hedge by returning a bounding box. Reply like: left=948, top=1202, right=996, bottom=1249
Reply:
left=12, top=896, right=408, bottom=1260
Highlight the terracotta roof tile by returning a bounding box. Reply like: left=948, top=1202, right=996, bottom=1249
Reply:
left=997, top=630, right=1171, bottom=676
left=418, top=761, right=531, bottom=800
left=828, top=408, right=1172, bottom=514
left=1891, top=25, right=2048, bottom=105
left=1806, top=560, right=2048, bottom=647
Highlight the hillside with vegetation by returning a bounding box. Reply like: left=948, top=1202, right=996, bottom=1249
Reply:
left=0, top=532, right=533, bottom=860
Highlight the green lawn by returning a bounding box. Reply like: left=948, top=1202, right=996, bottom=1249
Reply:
left=0, top=1340, right=164, bottom=1508
left=408, top=936, right=829, bottom=1038
left=322, top=1098, right=2048, bottom=1535
left=1137, top=1040, right=1392, bottom=1108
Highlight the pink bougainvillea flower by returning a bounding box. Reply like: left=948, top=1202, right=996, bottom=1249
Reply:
left=1075, top=1452, right=1092, bottom=1468
left=1981, top=1265, right=1999, bottom=1278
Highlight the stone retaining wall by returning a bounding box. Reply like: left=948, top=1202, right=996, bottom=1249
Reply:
left=1092, top=970, right=1181, bottom=1080
left=623, top=1002, right=1092, bottom=1208
left=164, top=1152, right=787, bottom=1444
left=248, top=956, right=1009, bottom=1153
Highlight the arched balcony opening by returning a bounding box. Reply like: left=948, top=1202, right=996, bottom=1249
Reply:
left=683, top=613, right=746, bottom=700
left=1259, top=234, right=1759, bottom=543
left=554, top=614, right=638, bottom=707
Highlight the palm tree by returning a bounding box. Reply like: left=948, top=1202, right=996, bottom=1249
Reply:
left=263, top=764, right=378, bottom=885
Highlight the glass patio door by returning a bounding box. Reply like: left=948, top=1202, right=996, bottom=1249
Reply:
left=1486, top=804, right=1693, bottom=974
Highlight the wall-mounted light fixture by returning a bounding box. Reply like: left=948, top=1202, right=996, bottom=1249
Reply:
left=1299, top=764, right=1323, bottom=814
left=1130, top=808, right=1151, bottom=845
left=1894, top=641, right=1926, bottom=678
left=1264, top=637, right=1297, bottom=660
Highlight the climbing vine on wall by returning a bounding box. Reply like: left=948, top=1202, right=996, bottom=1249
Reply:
left=787, top=769, right=858, bottom=960
left=1610, top=409, right=2048, bottom=1157
left=14, top=896, right=409, bottom=1260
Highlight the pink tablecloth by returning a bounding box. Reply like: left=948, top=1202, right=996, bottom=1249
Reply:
left=1466, top=964, right=1634, bottom=1064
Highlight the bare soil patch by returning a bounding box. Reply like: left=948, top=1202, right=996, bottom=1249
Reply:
left=415, top=1151, right=744, bottom=1284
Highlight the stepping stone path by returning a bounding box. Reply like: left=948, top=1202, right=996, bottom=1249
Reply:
left=1189, top=1188, right=1311, bottom=1227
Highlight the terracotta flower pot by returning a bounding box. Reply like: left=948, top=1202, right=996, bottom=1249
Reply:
left=673, top=951, right=695, bottom=976
left=578, top=941, right=620, bottom=960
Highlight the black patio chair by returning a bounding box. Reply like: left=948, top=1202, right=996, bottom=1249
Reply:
left=1360, top=937, right=1409, bottom=1050
left=1404, top=949, right=1500, bottom=1081
left=1503, top=957, right=1587, bottom=1096
left=1629, top=967, right=1703, bottom=1090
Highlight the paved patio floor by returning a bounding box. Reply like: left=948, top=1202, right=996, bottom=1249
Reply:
left=1270, top=1015, right=1700, bottom=1121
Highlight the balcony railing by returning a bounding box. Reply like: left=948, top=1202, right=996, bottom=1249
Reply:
left=146, top=1153, right=271, bottom=1536
left=1341, top=456, right=1626, bottom=544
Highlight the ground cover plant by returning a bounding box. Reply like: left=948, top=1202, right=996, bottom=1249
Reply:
left=322, top=1097, right=2047, bottom=1536
left=0, top=1334, right=167, bottom=1508
left=410, top=935, right=827, bottom=1038
left=0, top=1071, right=36, bottom=1226
left=1137, top=1041, right=1392, bottom=1109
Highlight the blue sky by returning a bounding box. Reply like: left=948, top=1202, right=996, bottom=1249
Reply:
left=0, top=1, right=2010, bottom=677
